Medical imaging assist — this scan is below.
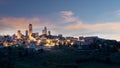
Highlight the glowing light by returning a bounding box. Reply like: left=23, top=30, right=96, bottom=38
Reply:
left=44, top=39, right=55, bottom=47
left=29, top=35, right=36, bottom=41
left=67, top=39, right=71, bottom=42
left=37, top=40, right=41, bottom=45
left=46, top=39, right=51, bottom=43
left=45, top=43, right=55, bottom=47
left=3, top=42, right=9, bottom=47
left=70, top=42, right=74, bottom=46
left=17, top=30, right=22, bottom=39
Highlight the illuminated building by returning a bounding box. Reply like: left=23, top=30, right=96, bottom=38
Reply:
left=44, top=26, right=47, bottom=35
left=26, top=30, right=28, bottom=37
left=29, top=24, right=32, bottom=37
left=42, top=26, right=47, bottom=35
left=3, top=41, right=9, bottom=47
left=28, top=24, right=36, bottom=41
left=17, top=30, right=22, bottom=39
left=45, top=39, right=55, bottom=47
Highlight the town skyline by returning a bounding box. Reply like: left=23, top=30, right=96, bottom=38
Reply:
left=0, top=23, right=119, bottom=41
left=1, top=0, right=120, bottom=41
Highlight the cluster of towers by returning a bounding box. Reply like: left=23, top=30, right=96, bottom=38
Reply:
left=17, top=24, right=51, bottom=40
left=42, top=26, right=51, bottom=36
left=17, top=24, right=33, bottom=39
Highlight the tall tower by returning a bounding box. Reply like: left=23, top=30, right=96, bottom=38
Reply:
left=48, top=31, right=51, bottom=36
left=25, top=30, right=28, bottom=37
left=17, top=30, right=22, bottom=39
left=42, top=26, right=47, bottom=35
left=44, top=26, right=47, bottom=35
left=29, top=24, right=32, bottom=37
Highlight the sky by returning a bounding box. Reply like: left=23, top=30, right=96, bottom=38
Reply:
left=1, top=0, right=120, bottom=41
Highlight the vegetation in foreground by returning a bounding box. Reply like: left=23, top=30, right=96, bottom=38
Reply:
left=0, top=46, right=120, bottom=68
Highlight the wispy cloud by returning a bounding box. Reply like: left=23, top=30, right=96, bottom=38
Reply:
left=59, top=10, right=120, bottom=41
left=115, top=10, right=120, bottom=16
left=63, top=10, right=120, bottom=33
left=65, top=22, right=120, bottom=32
left=0, top=17, right=52, bottom=34
left=60, top=11, right=78, bottom=23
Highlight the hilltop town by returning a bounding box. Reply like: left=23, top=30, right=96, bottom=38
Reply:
left=0, top=24, right=119, bottom=50
left=0, top=24, right=120, bottom=68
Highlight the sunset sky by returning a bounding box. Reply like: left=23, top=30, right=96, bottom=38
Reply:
left=1, top=0, right=120, bottom=41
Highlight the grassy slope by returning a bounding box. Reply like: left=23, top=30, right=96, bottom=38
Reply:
left=15, top=47, right=120, bottom=68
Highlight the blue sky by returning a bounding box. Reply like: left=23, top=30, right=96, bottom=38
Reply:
left=1, top=0, right=120, bottom=41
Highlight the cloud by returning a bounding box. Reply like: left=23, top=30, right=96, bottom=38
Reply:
left=62, top=10, right=120, bottom=32
left=0, top=17, right=37, bottom=30
left=115, top=10, right=120, bottom=16
left=109, top=34, right=120, bottom=41
left=59, top=10, right=120, bottom=41
left=60, top=11, right=78, bottom=23
left=0, top=11, right=80, bottom=32
left=65, top=22, right=120, bottom=32
left=65, top=22, right=83, bottom=29
left=64, top=22, right=120, bottom=41
left=0, top=17, right=53, bottom=35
